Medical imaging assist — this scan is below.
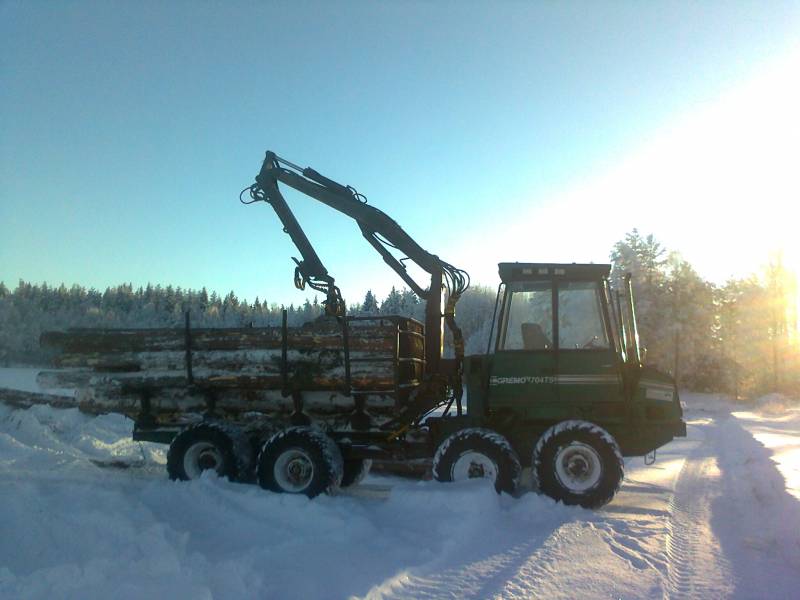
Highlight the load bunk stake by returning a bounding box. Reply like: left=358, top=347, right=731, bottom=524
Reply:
left=184, top=310, right=194, bottom=385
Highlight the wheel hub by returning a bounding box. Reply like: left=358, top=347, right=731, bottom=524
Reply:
left=198, top=452, right=220, bottom=470
left=183, top=441, right=224, bottom=479
left=452, top=451, right=498, bottom=483
left=554, top=442, right=602, bottom=493
left=567, top=455, right=590, bottom=478
left=468, top=462, right=486, bottom=478
left=274, top=448, right=315, bottom=492
left=287, top=457, right=312, bottom=483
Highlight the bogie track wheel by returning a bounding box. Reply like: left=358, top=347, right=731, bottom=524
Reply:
left=257, top=427, right=343, bottom=498
left=432, top=428, right=521, bottom=494
left=167, top=423, right=251, bottom=482
left=532, top=420, right=624, bottom=508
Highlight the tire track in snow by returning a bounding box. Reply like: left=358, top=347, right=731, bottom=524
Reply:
left=487, top=522, right=602, bottom=600
left=361, top=530, right=564, bottom=600
left=594, top=519, right=667, bottom=574
left=665, top=433, right=734, bottom=600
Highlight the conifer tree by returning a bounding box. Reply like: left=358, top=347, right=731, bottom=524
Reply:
left=380, top=287, right=402, bottom=314
left=361, top=290, right=379, bottom=314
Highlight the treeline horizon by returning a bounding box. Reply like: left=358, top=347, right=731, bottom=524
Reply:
left=1, top=229, right=797, bottom=400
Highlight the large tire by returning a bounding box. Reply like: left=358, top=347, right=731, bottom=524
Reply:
left=257, top=427, right=343, bottom=498
left=432, top=428, right=521, bottom=494
left=340, top=459, right=372, bottom=488
left=532, top=420, right=624, bottom=509
left=167, top=423, right=252, bottom=482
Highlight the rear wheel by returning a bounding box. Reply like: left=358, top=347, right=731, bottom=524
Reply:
left=432, top=428, right=521, bottom=494
left=257, top=427, right=343, bottom=498
left=532, top=420, right=624, bottom=508
left=167, top=423, right=250, bottom=482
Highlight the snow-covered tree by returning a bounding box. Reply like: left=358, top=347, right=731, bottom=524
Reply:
left=360, top=290, right=379, bottom=315
left=610, top=229, right=670, bottom=372
left=663, top=254, right=715, bottom=389
left=380, top=287, right=403, bottom=315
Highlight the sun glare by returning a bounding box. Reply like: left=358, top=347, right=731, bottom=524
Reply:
left=459, top=47, right=800, bottom=295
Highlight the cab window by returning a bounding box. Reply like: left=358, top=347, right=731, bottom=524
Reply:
left=500, top=282, right=553, bottom=350
left=558, top=281, right=610, bottom=349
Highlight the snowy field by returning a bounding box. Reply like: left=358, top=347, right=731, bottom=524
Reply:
left=1, top=370, right=799, bottom=599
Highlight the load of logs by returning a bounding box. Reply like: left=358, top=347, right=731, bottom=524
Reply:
left=25, top=315, right=426, bottom=429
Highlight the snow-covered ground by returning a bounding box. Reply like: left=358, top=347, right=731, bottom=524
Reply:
left=1, top=370, right=799, bottom=599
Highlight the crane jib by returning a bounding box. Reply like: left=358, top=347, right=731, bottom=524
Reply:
left=245, top=150, right=469, bottom=391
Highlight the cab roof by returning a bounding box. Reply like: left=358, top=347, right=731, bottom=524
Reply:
left=498, top=262, right=611, bottom=282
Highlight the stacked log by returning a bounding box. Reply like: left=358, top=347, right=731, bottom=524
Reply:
left=0, top=387, right=76, bottom=411
left=41, top=320, right=421, bottom=358
left=35, top=317, right=425, bottom=427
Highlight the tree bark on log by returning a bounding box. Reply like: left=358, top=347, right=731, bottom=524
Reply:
left=40, top=321, right=417, bottom=354
left=0, top=388, right=79, bottom=412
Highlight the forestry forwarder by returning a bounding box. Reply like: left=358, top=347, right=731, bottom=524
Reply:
left=217, top=151, right=685, bottom=508
left=34, top=153, right=685, bottom=508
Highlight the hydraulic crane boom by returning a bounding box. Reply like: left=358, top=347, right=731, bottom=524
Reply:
left=243, top=151, right=469, bottom=380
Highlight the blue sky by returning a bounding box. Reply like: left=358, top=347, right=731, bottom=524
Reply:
left=2, top=1, right=799, bottom=306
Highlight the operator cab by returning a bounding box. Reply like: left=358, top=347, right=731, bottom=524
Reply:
left=480, top=263, right=635, bottom=419
left=495, top=263, right=617, bottom=353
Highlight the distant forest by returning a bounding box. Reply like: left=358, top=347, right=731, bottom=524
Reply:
left=1, top=230, right=797, bottom=399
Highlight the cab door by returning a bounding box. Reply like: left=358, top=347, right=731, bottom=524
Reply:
left=556, top=280, right=623, bottom=412
left=488, top=281, right=559, bottom=413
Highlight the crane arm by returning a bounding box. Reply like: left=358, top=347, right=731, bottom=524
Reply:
left=253, top=152, right=449, bottom=292
left=243, top=151, right=469, bottom=384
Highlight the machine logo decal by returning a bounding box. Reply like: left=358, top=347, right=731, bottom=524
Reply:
left=489, top=374, right=619, bottom=386
left=490, top=376, right=556, bottom=385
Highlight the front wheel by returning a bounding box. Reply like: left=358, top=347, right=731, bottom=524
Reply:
left=532, top=420, right=624, bottom=508
left=432, top=428, right=521, bottom=494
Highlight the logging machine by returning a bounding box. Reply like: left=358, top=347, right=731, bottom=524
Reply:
left=37, top=151, right=686, bottom=508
